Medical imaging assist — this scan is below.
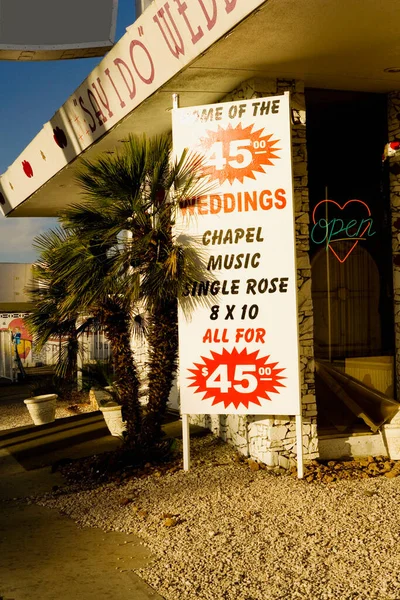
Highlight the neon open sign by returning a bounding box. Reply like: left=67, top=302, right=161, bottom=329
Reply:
left=310, top=199, right=376, bottom=263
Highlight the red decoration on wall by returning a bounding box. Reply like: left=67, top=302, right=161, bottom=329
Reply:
left=383, top=141, right=400, bottom=161
left=53, top=127, right=68, bottom=149
left=22, top=160, right=33, bottom=178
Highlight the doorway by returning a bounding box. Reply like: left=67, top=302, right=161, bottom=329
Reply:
left=305, top=89, right=395, bottom=429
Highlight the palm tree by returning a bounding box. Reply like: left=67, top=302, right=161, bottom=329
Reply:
left=42, top=227, right=143, bottom=443
left=61, top=133, right=208, bottom=451
left=25, top=228, right=81, bottom=382
left=26, top=220, right=144, bottom=444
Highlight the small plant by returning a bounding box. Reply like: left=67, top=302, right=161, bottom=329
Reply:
left=81, top=359, right=115, bottom=390
left=28, top=375, right=58, bottom=397
left=28, top=374, right=85, bottom=402
left=101, top=385, right=120, bottom=407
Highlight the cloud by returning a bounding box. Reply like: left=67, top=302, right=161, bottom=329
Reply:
left=0, top=216, right=58, bottom=263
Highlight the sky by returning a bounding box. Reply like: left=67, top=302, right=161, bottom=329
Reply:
left=0, top=0, right=135, bottom=263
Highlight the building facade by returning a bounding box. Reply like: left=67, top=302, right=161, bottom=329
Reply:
left=2, top=0, right=400, bottom=464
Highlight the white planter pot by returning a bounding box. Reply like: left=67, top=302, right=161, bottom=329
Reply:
left=24, top=394, right=57, bottom=426
left=382, top=425, right=400, bottom=460
left=100, top=405, right=126, bottom=439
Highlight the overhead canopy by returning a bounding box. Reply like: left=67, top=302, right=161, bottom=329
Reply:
left=0, top=0, right=117, bottom=60
left=1, top=0, right=400, bottom=218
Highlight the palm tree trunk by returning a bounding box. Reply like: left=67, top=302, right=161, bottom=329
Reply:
left=141, top=298, right=178, bottom=448
left=54, top=327, right=78, bottom=381
left=96, top=301, right=142, bottom=444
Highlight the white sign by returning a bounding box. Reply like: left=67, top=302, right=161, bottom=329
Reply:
left=173, top=94, right=301, bottom=416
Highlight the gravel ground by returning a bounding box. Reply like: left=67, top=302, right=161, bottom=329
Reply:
left=0, top=398, right=94, bottom=430
left=33, top=435, right=400, bottom=600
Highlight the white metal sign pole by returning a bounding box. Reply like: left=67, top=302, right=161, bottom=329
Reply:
left=172, top=92, right=191, bottom=472
left=295, top=414, right=304, bottom=479
left=182, top=414, right=191, bottom=471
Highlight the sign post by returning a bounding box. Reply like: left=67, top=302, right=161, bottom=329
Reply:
left=173, top=92, right=303, bottom=478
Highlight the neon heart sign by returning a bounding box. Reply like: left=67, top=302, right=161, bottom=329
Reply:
left=311, top=199, right=376, bottom=263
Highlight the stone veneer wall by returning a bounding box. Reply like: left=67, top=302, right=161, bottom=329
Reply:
left=388, top=92, right=400, bottom=405
left=190, top=78, right=318, bottom=468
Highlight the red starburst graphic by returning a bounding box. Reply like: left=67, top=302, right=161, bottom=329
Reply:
left=187, top=347, right=286, bottom=410
left=199, top=123, right=280, bottom=185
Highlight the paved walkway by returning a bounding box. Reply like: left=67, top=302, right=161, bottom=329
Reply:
left=0, top=494, right=162, bottom=600
left=0, top=375, right=203, bottom=600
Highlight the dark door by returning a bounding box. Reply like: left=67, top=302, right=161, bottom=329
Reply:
left=306, top=89, right=393, bottom=362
